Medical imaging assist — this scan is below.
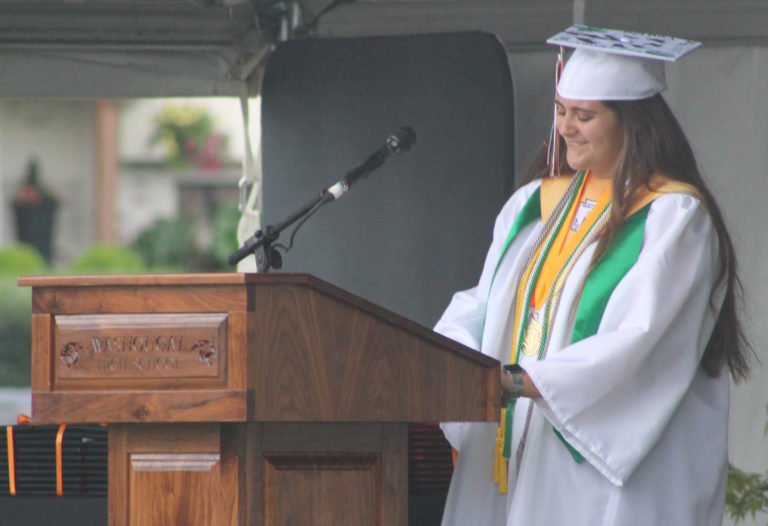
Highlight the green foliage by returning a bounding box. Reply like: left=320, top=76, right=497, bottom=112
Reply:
left=0, top=244, right=47, bottom=386
left=0, top=243, right=48, bottom=276
left=69, top=244, right=146, bottom=274
left=131, top=206, right=239, bottom=273
left=206, top=203, right=241, bottom=271
left=130, top=216, right=195, bottom=272
left=727, top=403, right=768, bottom=525
left=727, top=463, right=768, bottom=524
left=0, top=278, right=32, bottom=386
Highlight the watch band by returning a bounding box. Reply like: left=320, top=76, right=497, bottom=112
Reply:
left=502, top=364, right=525, bottom=399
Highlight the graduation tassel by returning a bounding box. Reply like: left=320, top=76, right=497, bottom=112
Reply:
left=493, top=400, right=515, bottom=494
left=547, top=47, right=565, bottom=178
left=503, top=400, right=514, bottom=460
left=493, top=407, right=507, bottom=492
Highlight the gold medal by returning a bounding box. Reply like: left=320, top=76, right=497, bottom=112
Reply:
left=520, top=312, right=543, bottom=356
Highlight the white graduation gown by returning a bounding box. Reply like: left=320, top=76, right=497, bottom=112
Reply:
left=435, top=180, right=729, bottom=526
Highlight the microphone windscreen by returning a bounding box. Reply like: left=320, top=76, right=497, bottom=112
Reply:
left=393, top=126, right=416, bottom=152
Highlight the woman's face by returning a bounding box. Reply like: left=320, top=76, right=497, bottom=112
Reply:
left=555, top=97, right=624, bottom=179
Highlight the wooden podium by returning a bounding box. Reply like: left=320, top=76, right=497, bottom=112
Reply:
left=19, top=273, right=499, bottom=526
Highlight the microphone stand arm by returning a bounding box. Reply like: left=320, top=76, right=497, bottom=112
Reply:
left=228, top=189, right=336, bottom=272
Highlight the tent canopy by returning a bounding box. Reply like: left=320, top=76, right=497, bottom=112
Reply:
left=2, top=0, right=768, bottom=98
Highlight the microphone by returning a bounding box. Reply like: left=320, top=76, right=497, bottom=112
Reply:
left=228, top=126, right=416, bottom=268
left=325, top=126, right=416, bottom=199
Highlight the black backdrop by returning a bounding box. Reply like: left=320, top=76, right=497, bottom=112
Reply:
left=261, top=31, right=514, bottom=328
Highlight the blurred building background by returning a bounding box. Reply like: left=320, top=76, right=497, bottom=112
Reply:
left=0, top=97, right=259, bottom=266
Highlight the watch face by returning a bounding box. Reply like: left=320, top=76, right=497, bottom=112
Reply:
left=503, top=364, right=524, bottom=374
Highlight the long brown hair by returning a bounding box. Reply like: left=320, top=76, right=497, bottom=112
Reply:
left=524, top=94, right=753, bottom=382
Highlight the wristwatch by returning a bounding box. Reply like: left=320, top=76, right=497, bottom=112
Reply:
left=502, top=363, right=525, bottom=399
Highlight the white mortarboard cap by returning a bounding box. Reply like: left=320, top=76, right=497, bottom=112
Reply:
left=547, top=25, right=701, bottom=101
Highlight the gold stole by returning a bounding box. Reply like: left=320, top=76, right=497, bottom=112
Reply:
left=540, top=173, right=700, bottom=223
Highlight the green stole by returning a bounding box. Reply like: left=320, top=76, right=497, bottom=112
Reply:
left=491, top=186, right=652, bottom=462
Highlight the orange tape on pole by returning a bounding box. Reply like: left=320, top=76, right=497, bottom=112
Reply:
left=6, top=426, right=16, bottom=496
left=56, top=424, right=67, bottom=496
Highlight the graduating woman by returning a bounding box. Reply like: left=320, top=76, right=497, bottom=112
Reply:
left=436, top=26, right=752, bottom=526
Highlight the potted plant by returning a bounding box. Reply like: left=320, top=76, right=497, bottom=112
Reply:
left=149, top=105, right=228, bottom=170
left=12, top=158, right=59, bottom=262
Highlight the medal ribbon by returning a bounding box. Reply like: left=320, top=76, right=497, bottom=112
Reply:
left=492, top=171, right=583, bottom=493
left=509, top=172, right=586, bottom=365
left=494, top=170, right=613, bottom=492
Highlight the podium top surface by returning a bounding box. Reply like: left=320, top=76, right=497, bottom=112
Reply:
left=20, top=272, right=493, bottom=361
left=19, top=272, right=317, bottom=288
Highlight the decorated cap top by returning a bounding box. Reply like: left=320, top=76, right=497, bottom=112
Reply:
left=547, top=25, right=701, bottom=101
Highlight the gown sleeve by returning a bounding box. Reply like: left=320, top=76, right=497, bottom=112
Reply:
left=523, top=193, right=724, bottom=485
left=434, top=180, right=540, bottom=450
